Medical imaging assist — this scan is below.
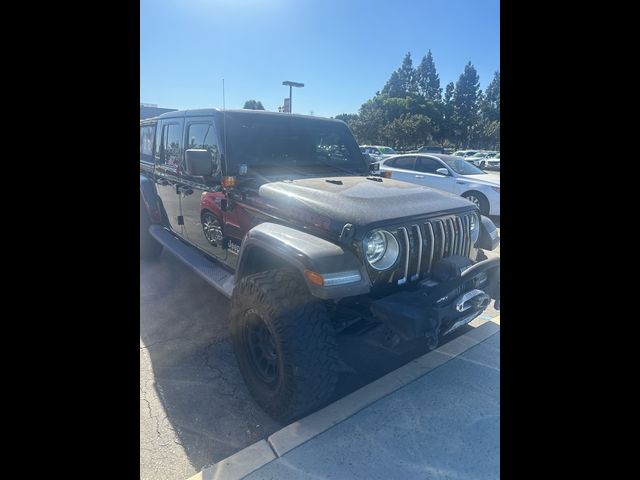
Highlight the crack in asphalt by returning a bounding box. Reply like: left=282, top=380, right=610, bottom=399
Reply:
left=202, top=347, right=239, bottom=398
left=140, top=336, right=197, bottom=350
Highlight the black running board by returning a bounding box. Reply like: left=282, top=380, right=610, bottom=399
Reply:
left=149, top=225, right=235, bottom=299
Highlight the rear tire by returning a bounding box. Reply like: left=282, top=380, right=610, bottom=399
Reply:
left=230, top=269, right=339, bottom=423
left=140, top=197, right=163, bottom=260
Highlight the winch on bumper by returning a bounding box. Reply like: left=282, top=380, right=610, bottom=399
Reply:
left=370, top=255, right=500, bottom=348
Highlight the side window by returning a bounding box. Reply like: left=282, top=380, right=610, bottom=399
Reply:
left=415, top=157, right=443, bottom=174
left=390, top=156, right=415, bottom=170
left=160, top=123, right=183, bottom=170
left=140, top=125, right=155, bottom=163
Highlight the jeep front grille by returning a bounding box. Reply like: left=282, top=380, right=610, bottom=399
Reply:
left=394, top=213, right=475, bottom=285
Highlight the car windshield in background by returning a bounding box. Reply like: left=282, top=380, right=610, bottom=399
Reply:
left=379, top=147, right=396, bottom=154
left=444, top=157, right=486, bottom=175
left=224, top=114, right=368, bottom=175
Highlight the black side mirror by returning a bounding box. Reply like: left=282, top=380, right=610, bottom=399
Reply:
left=185, top=149, right=216, bottom=176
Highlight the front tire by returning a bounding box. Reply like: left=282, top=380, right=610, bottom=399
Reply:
left=462, top=191, right=490, bottom=216
left=230, top=269, right=339, bottom=423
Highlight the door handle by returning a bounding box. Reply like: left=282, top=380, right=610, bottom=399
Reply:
left=415, top=175, right=425, bottom=179
left=456, top=181, right=466, bottom=185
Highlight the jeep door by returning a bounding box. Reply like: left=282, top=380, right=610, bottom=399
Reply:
left=180, top=118, right=227, bottom=261
left=155, top=118, right=185, bottom=235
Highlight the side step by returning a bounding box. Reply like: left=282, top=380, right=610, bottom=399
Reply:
left=149, top=225, right=235, bottom=299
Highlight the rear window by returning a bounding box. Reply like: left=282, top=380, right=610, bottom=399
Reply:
left=140, top=125, right=155, bottom=163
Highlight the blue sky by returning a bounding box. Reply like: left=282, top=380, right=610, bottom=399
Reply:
left=141, top=0, right=499, bottom=118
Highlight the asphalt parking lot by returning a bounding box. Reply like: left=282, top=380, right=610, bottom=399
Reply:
left=141, top=175, right=500, bottom=480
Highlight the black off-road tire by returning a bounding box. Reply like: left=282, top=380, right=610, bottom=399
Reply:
left=230, top=269, right=339, bottom=423
left=140, top=197, right=163, bottom=260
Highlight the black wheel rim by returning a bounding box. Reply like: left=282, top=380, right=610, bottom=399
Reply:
left=242, top=310, right=279, bottom=385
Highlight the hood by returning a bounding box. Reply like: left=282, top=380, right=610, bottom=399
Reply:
left=460, top=174, right=500, bottom=187
left=258, top=176, right=475, bottom=230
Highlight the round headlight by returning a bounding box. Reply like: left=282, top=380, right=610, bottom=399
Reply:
left=364, top=230, right=399, bottom=270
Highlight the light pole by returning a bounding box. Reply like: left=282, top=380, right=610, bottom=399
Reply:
left=282, top=81, right=304, bottom=113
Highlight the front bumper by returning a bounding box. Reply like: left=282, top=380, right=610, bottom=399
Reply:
left=370, top=256, right=500, bottom=344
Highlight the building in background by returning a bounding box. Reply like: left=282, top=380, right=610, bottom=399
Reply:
left=140, top=103, right=177, bottom=119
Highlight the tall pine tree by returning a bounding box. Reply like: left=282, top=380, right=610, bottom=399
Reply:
left=481, top=71, right=500, bottom=122
left=415, top=50, right=442, bottom=102
left=452, top=62, right=481, bottom=147
left=382, top=52, right=417, bottom=98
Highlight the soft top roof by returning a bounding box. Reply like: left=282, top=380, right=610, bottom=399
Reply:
left=141, top=108, right=345, bottom=124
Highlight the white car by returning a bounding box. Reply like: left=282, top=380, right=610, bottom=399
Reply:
left=452, top=149, right=479, bottom=158
left=360, top=145, right=397, bottom=162
left=467, top=151, right=498, bottom=168
left=484, top=153, right=500, bottom=170
left=379, top=154, right=500, bottom=216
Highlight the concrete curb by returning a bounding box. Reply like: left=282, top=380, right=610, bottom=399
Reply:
left=188, top=316, right=500, bottom=480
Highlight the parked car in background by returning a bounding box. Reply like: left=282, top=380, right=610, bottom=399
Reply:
left=378, top=154, right=500, bottom=216
left=452, top=150, right=479, bottom=158
left=360, top=145, right=397, bottom=162
left=484, top=153, right=500, bottom=170
left=418, top=145, right=445, bottom=154
left=467, top=151, right=498, bottom=168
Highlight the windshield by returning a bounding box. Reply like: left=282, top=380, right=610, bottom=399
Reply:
left=443, top=157, right=486, bottom=175
left=223, top=114, right=368, bottom=175
left=378, top=147, right=396, bottom=154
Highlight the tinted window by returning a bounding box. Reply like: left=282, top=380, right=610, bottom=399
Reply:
left=160, top=123, right=182, bottom=169
left=140, top=125, right=155, bottom=163
left=388, top=156, right=415, bottom=170
left=415, top=157, right=443, bottom=173
left=187, top=123, right=219, bottom=153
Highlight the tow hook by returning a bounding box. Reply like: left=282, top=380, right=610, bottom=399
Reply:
left=455, top=289, right=491, bottom=313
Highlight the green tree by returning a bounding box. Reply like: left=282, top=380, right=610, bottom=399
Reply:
left=243, top=100, right=265, bottom=110
left=382, top=52, right=417, bottom=98
left=381, top=71, right=404, bottom=98
left=381, top=113, right=433, bottom=149
left=481, top=71, right=500, bottom=122
left=415, top=50, right=442, bottom=102
left=452, top=62, right=481, bottom=147
left=440, top=82, right=458, bottom=147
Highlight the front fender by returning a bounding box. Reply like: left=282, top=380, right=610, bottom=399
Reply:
left=237, top=223, right=371, bottom=300
left=478, top=215, right=499, bottom=251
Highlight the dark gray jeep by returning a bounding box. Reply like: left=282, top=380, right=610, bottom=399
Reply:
left=140, top=109, right=500, bottom=422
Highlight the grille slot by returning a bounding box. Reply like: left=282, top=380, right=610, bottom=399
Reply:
left=391, top=213, right=476, bottom=285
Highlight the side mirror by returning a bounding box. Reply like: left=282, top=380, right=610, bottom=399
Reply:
left=435, top=168, right=449, bottom=176
left=185, top=149, right=216, bottom=176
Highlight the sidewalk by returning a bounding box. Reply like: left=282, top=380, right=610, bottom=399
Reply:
left=189, top=318, right=500, bottom=480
